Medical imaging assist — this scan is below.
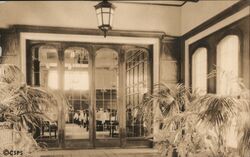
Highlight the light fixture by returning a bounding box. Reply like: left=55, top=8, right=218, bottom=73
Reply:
left=94, top=0, right=115, bottom=37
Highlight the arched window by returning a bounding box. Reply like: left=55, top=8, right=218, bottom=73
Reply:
left=216, top=35, right=240, bottom=96
left=192, top=47, right=207, bottom=94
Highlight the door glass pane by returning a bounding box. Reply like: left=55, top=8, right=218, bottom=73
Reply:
left=125, top=49, right=151, bottom=137
left=64, top=47, right=90, bottom=140
left=32, top=45, right=59, bottom=142
left=95, top=48, right=119, bottom=139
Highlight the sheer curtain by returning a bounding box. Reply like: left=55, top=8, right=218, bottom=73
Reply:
left=192, top=47, right=207, bottom=95
left=216, top=35, right=239, bottom=96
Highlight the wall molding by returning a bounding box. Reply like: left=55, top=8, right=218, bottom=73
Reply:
left=6, top=25, right=172, bottom=39
left=182, top=0, right=250, bottom=40
left=182, top=2, right=249, bottom=87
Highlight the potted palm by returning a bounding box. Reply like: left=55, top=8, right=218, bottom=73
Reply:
left=191, top=69, right=250, bottom=157
left=0, top=64, right=62, bottom=156
left=135, top=79, right=249, bottom=157
left=134, top=83, right=196, bottom=156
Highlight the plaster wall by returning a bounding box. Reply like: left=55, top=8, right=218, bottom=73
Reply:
left=181, top=0, right=239, bottom=35
left=0, top=1, right=181, bottom=36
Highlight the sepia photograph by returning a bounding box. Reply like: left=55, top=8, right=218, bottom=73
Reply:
left=0, top=0, right=249, bottom=157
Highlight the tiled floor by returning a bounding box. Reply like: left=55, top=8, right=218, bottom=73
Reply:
left=32, top=148, right=160, bottom=157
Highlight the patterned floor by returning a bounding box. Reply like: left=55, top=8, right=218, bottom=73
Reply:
left=32, top=148, right=160, bottom=157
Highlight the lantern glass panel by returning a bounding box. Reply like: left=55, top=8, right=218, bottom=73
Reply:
left=102, top=7, right=110, bottom=13
left=96, top=8, right=102, bottom=26
left=96, top=8, right=101, bottom=14
left=97, top=14, right=102, bottom=26
left=102, top=12, right=110, bottom=25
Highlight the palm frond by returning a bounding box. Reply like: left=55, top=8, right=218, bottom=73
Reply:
left=163, top=112, right=198, bottom=130
left=238, top=121, right=250, bottom=157
left=0, top=81, right=63, bottom=125
left=195, top=94, right=238, bottom=128
left=0, top=64, right=71, bottom=156
left=152, top=83, right=181, bottom=116
left=0, top=64, right=23, bottom=84
left=131, top=92, right=154, bottom=132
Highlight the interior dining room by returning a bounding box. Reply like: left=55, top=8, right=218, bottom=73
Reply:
left=0, top=0, right=249, bottom=157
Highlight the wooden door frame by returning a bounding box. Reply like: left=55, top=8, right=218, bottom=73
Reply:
left=21, top=32, right=160, bottom=148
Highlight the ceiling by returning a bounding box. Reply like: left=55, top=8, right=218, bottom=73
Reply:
left=0, top=0, right=199, bottom=7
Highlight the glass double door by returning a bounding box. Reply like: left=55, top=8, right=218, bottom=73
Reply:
left=28, top=42, right=152, bottom=148
left=64, top=48, right=119, bottom=143
left=30, top=45, right=119, bottom=148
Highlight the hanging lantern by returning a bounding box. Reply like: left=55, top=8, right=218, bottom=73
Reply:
left=94, top=0, right=115, bottom=37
